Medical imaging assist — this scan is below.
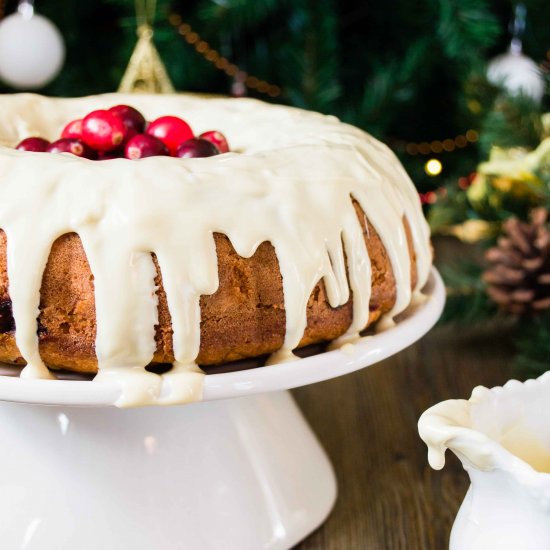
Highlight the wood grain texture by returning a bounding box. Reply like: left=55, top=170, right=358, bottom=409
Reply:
left=292, top=325, right=514, bottom=549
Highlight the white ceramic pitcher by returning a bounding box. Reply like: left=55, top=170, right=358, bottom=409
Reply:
left=419, top=373, right=550, bottom=550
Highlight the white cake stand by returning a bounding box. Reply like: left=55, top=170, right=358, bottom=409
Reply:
left=0, top=269, right=444, bottom=550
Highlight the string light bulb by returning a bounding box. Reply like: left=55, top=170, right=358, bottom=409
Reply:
left=425, top=158, right=442, bottom=176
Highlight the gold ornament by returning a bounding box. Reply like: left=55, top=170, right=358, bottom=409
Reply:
left=468, top=141, right=550, bottom=207
left=118, top=0, right=174, bottom=94
left=478, top=141, right=550, bottom=185
left=439, top=219, right=498, bottom=243
left=466, top=172, right=490, bottom=204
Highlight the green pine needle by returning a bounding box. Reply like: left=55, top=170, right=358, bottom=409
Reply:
left=437, top=0, right=501, bottom=67
left=480, top=94, right=544, bottom=155
left=438, top=260, right=498, bottom=324
left=514, top=312, right=550, bottom=378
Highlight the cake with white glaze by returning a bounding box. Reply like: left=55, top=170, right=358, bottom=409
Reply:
left=0, top=93, right=432, bottom=406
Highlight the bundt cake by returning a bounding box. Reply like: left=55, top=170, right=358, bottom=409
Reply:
left=0, top=93, right=432, bottom=405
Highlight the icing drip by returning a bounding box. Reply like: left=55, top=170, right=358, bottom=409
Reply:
left=0, top=93, right=432, bottom=407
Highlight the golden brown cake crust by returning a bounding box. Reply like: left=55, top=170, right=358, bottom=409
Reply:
left=0, top=201, right=417, bottom=373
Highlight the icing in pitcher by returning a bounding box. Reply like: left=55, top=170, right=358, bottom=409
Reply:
left=418, top=373, right=550, bottom=550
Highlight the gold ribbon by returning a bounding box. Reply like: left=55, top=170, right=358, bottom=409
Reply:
left=135, top=0, right=156, bottom=28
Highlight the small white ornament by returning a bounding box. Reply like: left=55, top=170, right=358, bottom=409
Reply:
left=0, top=0, right=65, bottom=89
left=488, top=48, right=545, bottom=103
left=487, top=3, right=545, bottom=103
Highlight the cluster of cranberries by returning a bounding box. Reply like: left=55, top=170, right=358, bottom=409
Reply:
left=15, top=105, right=229, bottom=161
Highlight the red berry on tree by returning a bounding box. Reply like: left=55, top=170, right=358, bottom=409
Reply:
left=61, top=119, right=83, bottom=140
left=81, top=110, right=127, bottom=152
left=146, top=116, right=193, bottom=155
left=175, top=138, right=220, bottom=158
left=125, top=134, right=169, bottom=160
left=199, top=131, right=229, bottom=153
left=108, top=105, right=146, bottom=133
left=47, top=138, right=96, bottom=159
left=15, top=137, right=50, bottom=152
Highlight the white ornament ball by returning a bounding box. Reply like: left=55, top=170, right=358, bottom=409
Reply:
left=487, top=50, right=545, bottom=103
left=0, top=12, right=65, bottom=89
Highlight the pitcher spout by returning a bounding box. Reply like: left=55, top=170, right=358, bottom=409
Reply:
left=418, top=396, right=500, bottom=472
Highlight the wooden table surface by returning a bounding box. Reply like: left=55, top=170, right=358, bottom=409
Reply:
left=292, top=324, right=515, bottom=549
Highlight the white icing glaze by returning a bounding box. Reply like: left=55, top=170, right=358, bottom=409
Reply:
left=0, top=93, right=432, bottom=407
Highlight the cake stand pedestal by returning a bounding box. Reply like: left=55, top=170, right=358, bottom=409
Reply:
left=0, top=392, right=334, bottom=550
left=0, top=269, right=444, bottom=550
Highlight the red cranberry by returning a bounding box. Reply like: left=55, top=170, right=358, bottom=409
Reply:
left=109, top=105, right=146, bottom=133
left=124, top=134, right=169, bottom=160
left=81, top=110, right=127, bottom=152
left=0, top=299, right=14, bottom=333
left=146, top=116, right=193, bottom=155
left=104, top=128, right=138, bottom=158
left=61, top=119, right=83, bottom=139
left=15, top=137, right=50, bottom=152
left=121, top=128, right=138, bottom=146
left=199, top=131, right=229, bottom=153
left=176, top=138, right=220, bottom=158
left=47, top=138, right=96, bottom=159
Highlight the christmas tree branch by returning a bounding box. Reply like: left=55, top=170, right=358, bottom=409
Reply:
left=514, top=311, right=550, bottom=377
left=438, top=260, right=498, bottom=324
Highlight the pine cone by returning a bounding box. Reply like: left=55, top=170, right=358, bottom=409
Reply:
left=483, top=207, right=550, bottom=315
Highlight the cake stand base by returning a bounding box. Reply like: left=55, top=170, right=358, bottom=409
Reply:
left=0, top=391, right=336, bottom=550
